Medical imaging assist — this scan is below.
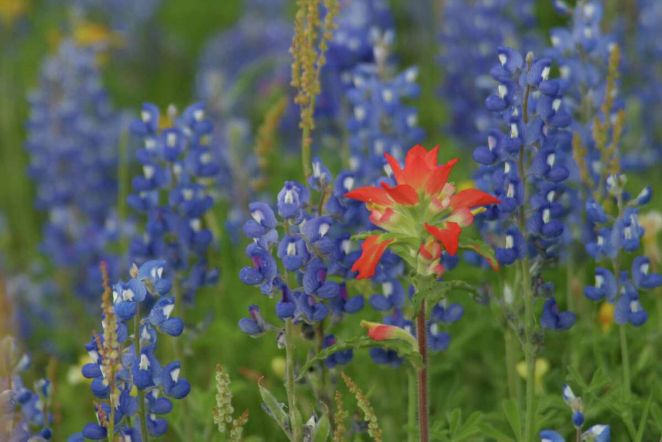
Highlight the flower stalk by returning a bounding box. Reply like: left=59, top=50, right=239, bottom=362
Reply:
left=415, top=300, right=429, bottom=442
left=284, top=318, right=301, bottom=442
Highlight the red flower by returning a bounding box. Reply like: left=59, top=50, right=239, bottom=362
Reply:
left=360, top=320, right=418, bottom=349
left=346, top=145, right=500, bottom=279
left=350, top=235, right=395, bottom=279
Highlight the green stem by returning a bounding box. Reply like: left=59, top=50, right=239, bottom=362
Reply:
left=521, top=258, right=536, bottom=442
left=134, top=312, right=150, bottom=441
left=619, top=324, right=631, bottom=397
left=416, top=301, right=429, bottom=442
left=504, top=328, right=519, bottom=401
left=285, top=319, right=301, bottom=442
left=301, top=122, right=312, bottom=180
left=518, top=62, right=536, bottom=442
left=117, top=124, right=130, bottom=265
left=407, top=368, right=418, bottom=442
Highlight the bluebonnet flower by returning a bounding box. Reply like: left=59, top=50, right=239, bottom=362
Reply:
left=615, top=0, right=662, bottom=166
left=439, top=0, right=539, bottom=146
left=71, top=0, right=161, bottom=37
left=0, top=337, right=53, bottom=441
left=541, top=298, right=576, bottom=331
left=25, top=40, right=123, bottom=300
left=582, top=189, right=661, bottom=326
left=128, top=103, right=220, bottom=303
left=322, top=335, right=353, bottom=368
left=346, top=63, right=425, bottom=183
left=238, top=174, right=364, bottom=352
left=548, top=0, right=618, bottom=182
left=319, top=0, right=394, bottom=119
left=473, top=47, right=575, bottom=327
left=73, top=260, right=189, bottom=440
left=539, top=385, right=610, bottom=441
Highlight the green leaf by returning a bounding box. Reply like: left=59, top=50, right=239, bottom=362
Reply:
left=297, top=336, right=422, bottom=381
left=258, top=380, right=291, bottom=438
left=313, top=414, right=331, bottom=442
left=650, top=403, right=662, bottom=433
left=502, top=399, right=522, bottom=441
left=447, top=408, right=462, bottom=434
left=477, top=422, right=515, bottom=441
left=453, top=412, right=483, bottom=440
left=411, top=279, right=479, bottom=314
left=458, top=238, right=498, bottom=269
left=635, top=393, right=653, bottom=442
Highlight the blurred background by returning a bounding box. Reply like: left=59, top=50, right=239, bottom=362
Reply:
left=1, top=0, right=661, bottom=439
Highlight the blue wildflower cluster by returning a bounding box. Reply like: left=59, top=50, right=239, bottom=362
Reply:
left=0, top=337, right=52, bottom=441
left=539, top=385, right=610, bottom=442
left=439, top=0, right=538, bottom=146
left=549, top=0, right=617, bottom=177
left=239, top=178, right=363, bottom=335
left=71, top=0, right=162, bottom=37
left=346, top=62, right=425, bottom=183
left=618, top=0, right=662, bottom=165
left=196, top=0, right=291, bottom=119
left=238, top=176, right=365, bottom=367
left=25, top=40, right=122, bottom=299
left=128, top=103, right=220, bottom=303
left=474, top=47, right=575, bottom=329
left=582, top=179, right=659, bottom=326
left=318, top=0, right=394, bottom=120
left=73, top=260, right=189, bottom=440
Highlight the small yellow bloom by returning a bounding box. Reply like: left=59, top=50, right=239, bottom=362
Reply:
left=271, top=356, right=286, bottom=378
left=0, top=0, right=28, bottom=28
left=457, top=180, right=475, bottom=191
left=74, top=22, right=123, bottom=48
left=516, top=358, right=549, bottom=393
left=598, top=302, right=615, bottom=333
left=67, top=353, right=93, bottom=385
left=640, top=211, right=662, bottom=264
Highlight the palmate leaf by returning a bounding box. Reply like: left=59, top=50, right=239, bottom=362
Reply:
left=411, top=279, right=480, bottom=314
left=297, top=336, right=422, bottom=380
left=431, top=409, right=484, bottom=441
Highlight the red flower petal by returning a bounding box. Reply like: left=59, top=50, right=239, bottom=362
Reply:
left=380, top=182, right=419, bottom=205
left=402, top=145, right=435, bottom=189
left=345, top=186, right=392, bottom=206
left=424, top=222, right=462, bottom=256
left=424, top=145, right=440, bottom=168
left=425, top=157, right=459, bottom=195
left=368, top=324, right=398, bottom=341
left=351, top=235, right=395, bottom=279
left=384, top=153, right=405, bottom=185
left=450, top=189, right=500, bottom=211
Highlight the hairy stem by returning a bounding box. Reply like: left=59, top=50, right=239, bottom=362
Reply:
left=416, top=301, right=429, bottom=442
left=135, top=312, right=150, bottom=442
left=504, top=328, right=519, bottom=401
left=619, top=324, right=631, bottom=397
left=522, top=260, right=536, bottom=442
left=519, top=67, right=536, bottom=441
left=285, top=319, right=301, bottom=442
left=407, top=368, right=418, bottom=442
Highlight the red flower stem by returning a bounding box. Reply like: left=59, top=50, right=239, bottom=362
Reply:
left=416, top=300, right=429, bottom=442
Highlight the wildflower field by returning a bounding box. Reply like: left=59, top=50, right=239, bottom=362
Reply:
left=2, top=0, right=662, bottom=440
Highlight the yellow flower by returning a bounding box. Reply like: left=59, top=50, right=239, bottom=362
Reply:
left=271, top=356, right=286, bottom=378
left=598, top=302, right=615, bottom=333
left=640, top=211, right=662, bottom=265
left=516, top=358, right=549, bottom=394
left=74, top=22, right=123, bottom=48
left=67, top=353, right=93, bottom=385
left=0, top=0, right=28, bottom=28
